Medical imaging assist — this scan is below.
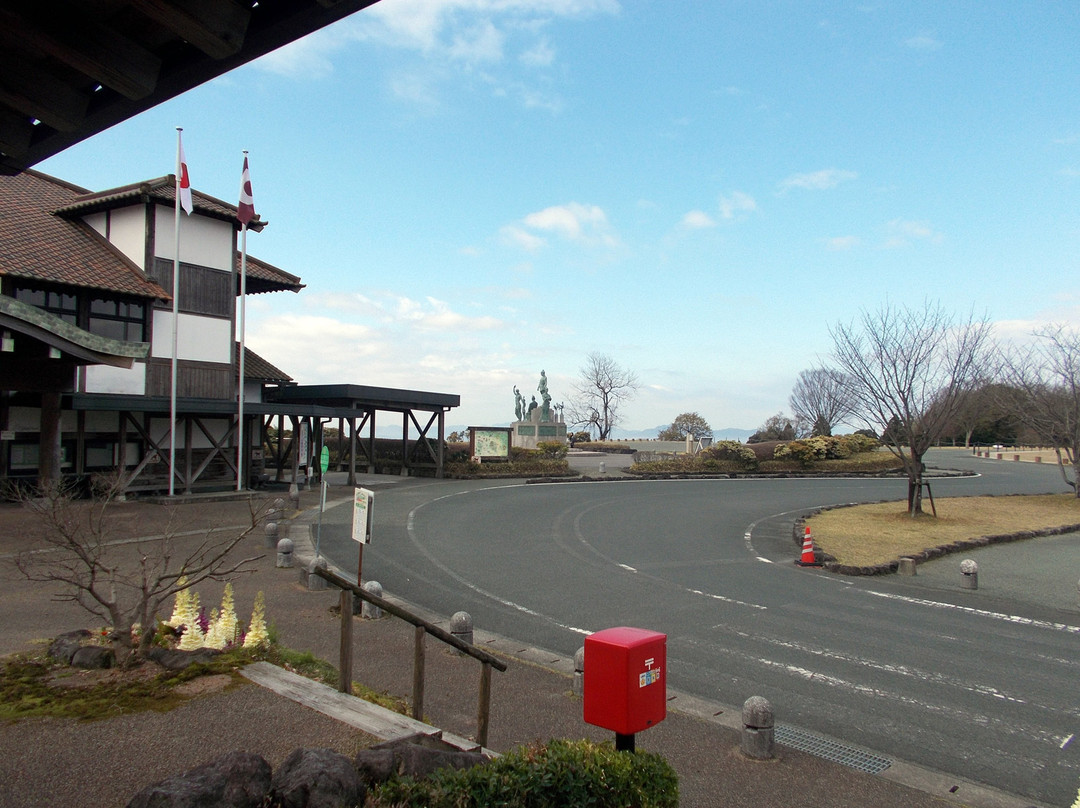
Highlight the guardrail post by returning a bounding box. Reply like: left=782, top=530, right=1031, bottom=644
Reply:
left=412, top=624, right=425, bottom=721
left=741, top=696, right=775, bottom=760
left=477, top=663, right=493, bottom=748
left=339, top=589, right=353, bottom=693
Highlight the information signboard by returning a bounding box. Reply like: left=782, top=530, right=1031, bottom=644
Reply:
left=351, top=487, right=374, bottom=544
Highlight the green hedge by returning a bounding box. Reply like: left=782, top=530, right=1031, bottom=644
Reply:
left=369, top=739, right=678, bottom=808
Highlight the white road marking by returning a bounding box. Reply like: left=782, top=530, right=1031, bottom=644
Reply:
left=863, top=590, right=1080, bottom=635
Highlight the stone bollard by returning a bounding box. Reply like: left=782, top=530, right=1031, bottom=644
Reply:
left=898, top=556, right=917, bottom=576
left=741, top=696, right=775, bottom=760
left=450, top=611, right=473, bottom=653
left=276, top=538, right=294, bottom=568
left=288, top=483, right=301, bottom=511
left=960, top=559, right=979, bottom=590
left=598, top=461, right=606, bottom=475
left=264, top=521, right=279, bottom=549
left=303, top=556, right=328, bottom=591
left=360, top=581, right=383, bottom=619
left=573, top=646, right=585, bottom=696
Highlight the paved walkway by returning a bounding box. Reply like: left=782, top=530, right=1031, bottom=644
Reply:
left=0, top=480, right=1050, bottom=808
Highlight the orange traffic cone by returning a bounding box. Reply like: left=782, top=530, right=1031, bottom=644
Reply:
left=795, top=526, right=822, bottom=567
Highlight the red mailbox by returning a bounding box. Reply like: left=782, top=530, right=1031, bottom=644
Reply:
left=583, top=626, right=667, bottom=736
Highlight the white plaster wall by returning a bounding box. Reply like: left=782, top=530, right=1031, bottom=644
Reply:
left=84, top=411, right=120, bottom=432
left=7, top=407, right=77, bottom=432
left=102, top=206, right=149, bottom=270
left=151, top=311, right=231, bottom=363
left=154, top=206, right=233, bottom=271
left=84, top=364, right=146, bottom=395
left=83, top=212, right=107, bottom=238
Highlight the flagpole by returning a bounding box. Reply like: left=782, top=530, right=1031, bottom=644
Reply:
left=237, top=219, right=247, bottom=491
left=170, top=128, right=182, bottom=497
left=236, top=150, right=249, bottom=492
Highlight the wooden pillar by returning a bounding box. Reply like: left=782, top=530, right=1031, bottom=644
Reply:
left=437, top=409, right=446, bottom=478
left=347, top=414, right=357, bottom=486
left=38, top=391, right=62, bottom=491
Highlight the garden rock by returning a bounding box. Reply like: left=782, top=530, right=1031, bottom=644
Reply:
left=48, top=629, right=91, bottom=664
left=270, top=747, right=366, bottom=808
left=125, top=750, right=271, bottom=808
left=355, top=736, right=487, bottom=785
left=145, top=646, right=222, bottom=671
left=71, top=645, right=114, bottom=669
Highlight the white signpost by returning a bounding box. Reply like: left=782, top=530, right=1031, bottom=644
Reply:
left=351, top=487, right=374, bottom=586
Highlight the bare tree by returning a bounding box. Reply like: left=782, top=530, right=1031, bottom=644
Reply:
left=14, top=477, right=265, bottom=665
left=789, top=368, right=856, bottom=437
left=567, top=353, right=638, bottom=440
left=657, top=412, right=713, bottom=441
left=998, top=325, right=1080, bottom=496
left=829, top=301, right=993, bottom=515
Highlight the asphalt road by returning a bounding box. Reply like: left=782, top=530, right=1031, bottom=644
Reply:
left=317, top=449, right=1080, bottom=806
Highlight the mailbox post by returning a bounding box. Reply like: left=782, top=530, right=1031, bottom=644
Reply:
left=583, top=627, right=667, bottom=752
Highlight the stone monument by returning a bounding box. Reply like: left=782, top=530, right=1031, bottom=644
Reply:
left=511, top=369, right=568, bottom=449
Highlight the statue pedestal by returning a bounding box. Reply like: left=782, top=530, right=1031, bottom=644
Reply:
left=512, top=413, right=567, bottom=449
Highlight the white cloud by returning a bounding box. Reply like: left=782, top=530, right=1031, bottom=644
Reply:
left=778, top=169, right=857, bottom=193
left=680, top=210, right=716, bottom=229
left=501, top=224, right=546, bottom=251
left=252, top=28, right=344, bottom=79
left=883, top=218, right=944, bottom=248
left=520, top=38, right=556, bottom=67
left=512, top=202, right=619, bottom=248
left=825, top=235, right=860, bottom=251
left=904, top=31, right=943, bottom=50
left=718, top=191, right=757, bottom=219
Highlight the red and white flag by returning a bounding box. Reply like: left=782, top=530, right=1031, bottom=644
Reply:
left=177, top=132, right=193, bottom=215
left=237, top=154, right=255, bottom=225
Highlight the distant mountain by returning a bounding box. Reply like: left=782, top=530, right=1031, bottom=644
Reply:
left=437, top=424, right=755, bottom=442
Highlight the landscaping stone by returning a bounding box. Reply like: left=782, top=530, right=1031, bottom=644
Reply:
left=71, top=645, right=114, bottom=669
left=145, top=647, right=222, bottom=671
left=125, top=750, right=271, bottom=808
left=270, top=747, right=366, bottom=808
left=48, top=629, right=91, bottom=664
left=355, top=736, right=487, bottom=785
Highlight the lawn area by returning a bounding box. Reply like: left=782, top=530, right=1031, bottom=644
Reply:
left=808, top=494, right=1080, bottom=567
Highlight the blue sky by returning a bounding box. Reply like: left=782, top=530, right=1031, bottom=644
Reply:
left=37, top=1, right=1080, bottom=432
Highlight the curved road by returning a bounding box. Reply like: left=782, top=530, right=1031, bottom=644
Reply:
left=318, top=450, right=1080, bottom=806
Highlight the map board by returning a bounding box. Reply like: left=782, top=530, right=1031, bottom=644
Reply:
left=469, top=427, right=512, bottom=459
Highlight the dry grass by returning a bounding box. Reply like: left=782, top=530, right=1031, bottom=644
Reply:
left=808, top=494, right=1080, bottom=567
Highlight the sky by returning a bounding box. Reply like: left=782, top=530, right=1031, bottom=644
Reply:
left=36, top=0, right=1080, bottom=434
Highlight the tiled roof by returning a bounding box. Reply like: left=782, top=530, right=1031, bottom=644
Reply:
left=55, top=175, right=268, bottom=232
left=237, top=252, right=304, bottom=294
left=0, top=170, right=169, bottom=300
left=237, top=343, right=293, bottom=383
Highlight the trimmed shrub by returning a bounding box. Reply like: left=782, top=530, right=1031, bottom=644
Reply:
left=369, top=739, right=678, bottom=808
left=537, top=441, right=569, bottom=460
left=698, top=440, right=758, bottom=470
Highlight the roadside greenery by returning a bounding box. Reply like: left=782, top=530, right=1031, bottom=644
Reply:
left=370, top=739, right=678, bottom=808
left=445, top=444, right=573, bottom=478
left=630, top=435, right=898, bottom=475
left=809, top=494, right=1080, bottom=567
left=0, top=638, right=408, bottom=723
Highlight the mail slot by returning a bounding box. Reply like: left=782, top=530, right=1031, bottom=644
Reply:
left=583, top=626, right=667, bottom=735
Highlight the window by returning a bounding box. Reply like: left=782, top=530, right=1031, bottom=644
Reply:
left=14, top=286, right=77, bottom=324
left=89, top=297, right=146, bottom=342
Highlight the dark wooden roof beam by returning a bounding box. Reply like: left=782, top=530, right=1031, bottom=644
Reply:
left=130, top=0, right=252, bottom=60
left=0, top=109, right=34, bottom=161
left=0, top=2, right=162, bottom=101
left=0, top=51, right=89, bottom=132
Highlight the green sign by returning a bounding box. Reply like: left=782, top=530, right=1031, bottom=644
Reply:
left=320, top=445, right=330, bottom=474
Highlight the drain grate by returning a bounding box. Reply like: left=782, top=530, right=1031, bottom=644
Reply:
left=774, top=725, right=892, bottom=774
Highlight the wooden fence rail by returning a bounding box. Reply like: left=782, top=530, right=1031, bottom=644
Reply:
left=313, top=566, right=507, bottom=748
